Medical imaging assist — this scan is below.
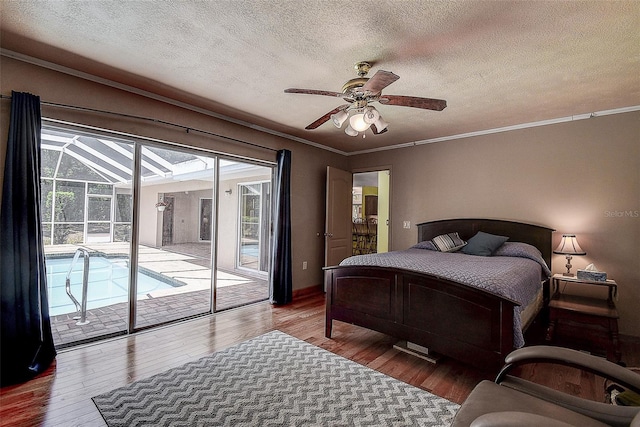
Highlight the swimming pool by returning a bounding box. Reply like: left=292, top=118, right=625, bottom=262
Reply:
left=46, top=256, right=180, bottom=316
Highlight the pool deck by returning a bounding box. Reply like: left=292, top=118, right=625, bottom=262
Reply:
left=46, top=243, right=268, bottom=348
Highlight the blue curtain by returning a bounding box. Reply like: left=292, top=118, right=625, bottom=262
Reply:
left=0, top=91, right=56, bottom=386
left=269, top=149, right=292, bottom=305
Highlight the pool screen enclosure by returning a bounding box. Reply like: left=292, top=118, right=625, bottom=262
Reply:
left=37, top=124, right=274, bottom=347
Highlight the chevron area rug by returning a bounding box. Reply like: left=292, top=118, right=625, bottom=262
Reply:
left=93, top=330, right=459, bottom=426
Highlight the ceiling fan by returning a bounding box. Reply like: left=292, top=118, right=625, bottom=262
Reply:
left=284, top=61, right=447, bottom=137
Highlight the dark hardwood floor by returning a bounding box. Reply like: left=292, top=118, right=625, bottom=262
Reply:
left=1, top=292, right=638, bottom=426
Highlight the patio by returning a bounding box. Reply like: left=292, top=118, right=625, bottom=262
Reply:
left=47, top=243, right=269, bottom=348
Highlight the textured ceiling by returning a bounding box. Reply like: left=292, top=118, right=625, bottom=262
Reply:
left=1, top=1, right=639, bottom=154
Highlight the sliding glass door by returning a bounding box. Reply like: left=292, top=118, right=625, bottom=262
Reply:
left=215, top=161, right=271, bottom=311
left=41, top=128, right=133, bottom=347
left=41, top=125, right=273, bottom=347
left=134, top=145, right=216, bottom=329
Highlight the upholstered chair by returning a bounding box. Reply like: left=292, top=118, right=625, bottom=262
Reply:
left=452, top=346, right=640, bottom=427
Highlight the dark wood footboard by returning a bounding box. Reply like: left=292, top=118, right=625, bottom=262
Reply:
left=325, top=266, right=518, bottom=370
left=324, top=218, right=554, bottom=371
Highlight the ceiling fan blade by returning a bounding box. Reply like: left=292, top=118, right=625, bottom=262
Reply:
left=304, top=104, right=350, bottom=130
left=370, top=126, right=388, bottom=135
left=378, top=95, right=447, bottom=111
left=284, top=88, right=345, bottom=98
left=361, top=70, right=399, bottom=94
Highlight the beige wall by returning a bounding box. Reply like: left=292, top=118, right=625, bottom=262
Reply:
left=137, top=181, right=215, bottom=247
left=348, top=111, right=640, bottom=337
left=0, top=56, right=347, bottom=293
left=2, top=54, right=637, bottom=337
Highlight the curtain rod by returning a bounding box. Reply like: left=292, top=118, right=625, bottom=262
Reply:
left=0, top=94, right=277, bottom=152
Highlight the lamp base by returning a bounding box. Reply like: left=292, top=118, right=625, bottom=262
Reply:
left=564, top=254, right=574, bottom=277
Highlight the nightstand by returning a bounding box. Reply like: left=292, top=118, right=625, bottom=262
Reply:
left=545, top=273, right=621, bottom=363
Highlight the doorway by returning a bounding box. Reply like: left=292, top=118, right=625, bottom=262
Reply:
left=200, top=198, right=212, bottom=241
left=324, top=167, right=390, bottom=269
left=352, top=170, right=390, bottom=255
left=161, top=196, right=175, bottom=245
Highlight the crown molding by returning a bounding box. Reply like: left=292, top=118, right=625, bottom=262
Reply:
left=347, top=105, right=640, bottom=156
left=0, top=48, right=348, bottom=156
left=3, top=49, right=637, bottom=158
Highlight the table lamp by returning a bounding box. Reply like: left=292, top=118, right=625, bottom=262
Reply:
left=553, top=234, right=586, bottom=276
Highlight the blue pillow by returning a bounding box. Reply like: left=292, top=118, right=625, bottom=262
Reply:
left=461, top=231, right=509, bottom=256
left=412, top=240, right=437, bottom=251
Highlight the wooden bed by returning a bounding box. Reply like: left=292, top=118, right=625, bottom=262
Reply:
left=324, top=218, right=554, bottom=370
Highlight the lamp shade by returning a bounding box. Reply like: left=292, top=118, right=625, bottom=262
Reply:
left=331, top=110, right=348, bottom=128
left=372, top=116, right=388, bottom=133
left=349, top=113, right=371, bottom=132
left=344, top=125, right=359, bottom=137
left=553, top=234, right=586, bottom=255
left=363, top=106, right=380, bottom=124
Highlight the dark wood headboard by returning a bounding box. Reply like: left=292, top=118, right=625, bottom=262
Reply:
left=417, top=218, right=555, bottom=268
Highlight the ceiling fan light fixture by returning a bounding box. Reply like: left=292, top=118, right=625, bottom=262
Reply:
left=344, top=125, right=359, bottom=137
left=284, top=62, right=446, bottom=136
left=349, top=113, right=370, bottom=132
left=363, top=106, right=380, bottom=124
left=372, top=116, right=389, bottom=133
left=330, top=110, right=348, bottom=128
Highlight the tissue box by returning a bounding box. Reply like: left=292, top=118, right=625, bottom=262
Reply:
left=577, top=270, right=607, bottom=281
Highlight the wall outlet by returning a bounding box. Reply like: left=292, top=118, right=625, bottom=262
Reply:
left=302, top=261, right=308, bottom=270
left=403, top=221, right=411, bottom=229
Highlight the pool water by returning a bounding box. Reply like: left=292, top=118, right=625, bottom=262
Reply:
left=46, top=256, right=177, bottom=316
left=241, top=243, right=259, bottom=257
